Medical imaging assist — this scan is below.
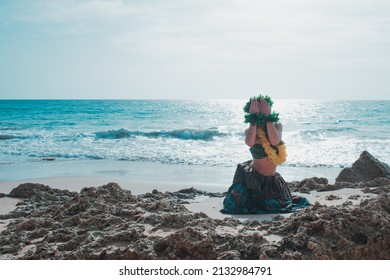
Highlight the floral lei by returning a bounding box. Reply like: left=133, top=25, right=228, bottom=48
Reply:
left=244, top=94, right=287, bottom=165
left=256, top=128, right=287, bottom=165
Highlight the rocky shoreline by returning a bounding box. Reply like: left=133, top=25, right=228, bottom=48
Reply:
left=1, top=151, right=389, bottom=260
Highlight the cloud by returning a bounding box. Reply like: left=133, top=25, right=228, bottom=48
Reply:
left=1, top=0, right=389, bottom=99
left=3, top=0, right=138, bottom=34
left=6, top=0, right=390, bottom=49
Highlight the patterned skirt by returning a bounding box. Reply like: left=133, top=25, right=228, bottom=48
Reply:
left=221, top=160, right=309, bottom=214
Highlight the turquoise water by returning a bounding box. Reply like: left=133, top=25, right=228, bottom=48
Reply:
left=1, top=99, right=389, bottom=169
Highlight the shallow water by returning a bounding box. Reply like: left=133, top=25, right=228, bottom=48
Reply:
left=1, top=99, right=389, bottom=173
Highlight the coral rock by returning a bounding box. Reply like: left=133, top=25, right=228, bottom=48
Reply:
left=336, top=151, right=390, bottom=183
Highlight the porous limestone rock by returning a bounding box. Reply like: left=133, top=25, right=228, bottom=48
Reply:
left=336, top=151, right=390, bottom=183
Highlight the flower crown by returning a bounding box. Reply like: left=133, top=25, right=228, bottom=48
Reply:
left=243, top=95, right=279, bottom=126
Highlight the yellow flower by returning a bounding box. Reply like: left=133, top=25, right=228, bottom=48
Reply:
left=256, top=128, right=287, bottom=165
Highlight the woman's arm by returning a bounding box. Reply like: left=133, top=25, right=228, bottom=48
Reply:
left=259, top=98, right=283, bottom=146
left=245, top=124, right=257, bottom=147
left=245, top=98, right=260, bottom=147
left=266, top=122, right=283, bottom=146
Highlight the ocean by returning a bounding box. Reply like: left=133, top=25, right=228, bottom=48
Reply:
left=0, top=99, right=389, bottom=174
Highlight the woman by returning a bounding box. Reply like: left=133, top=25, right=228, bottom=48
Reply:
left=221, top=95, right=308, bottom=214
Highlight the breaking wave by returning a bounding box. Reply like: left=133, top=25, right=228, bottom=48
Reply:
left=94, top=128, right=229, bottom=141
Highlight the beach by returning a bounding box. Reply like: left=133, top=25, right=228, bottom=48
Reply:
left=0, top=159, right=342, bottom=218
left=2, top=0, right=390, bottom=274
left=1, top=99, right=389, bottom=260
left=0, top=158, right=343, bottom=193
left=1, top=151, right=389, bottom=260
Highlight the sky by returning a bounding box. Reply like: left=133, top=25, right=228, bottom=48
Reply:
left=0, top=0, right=389, bottom=100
